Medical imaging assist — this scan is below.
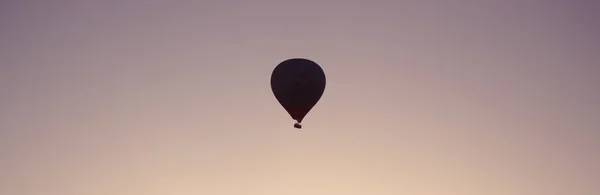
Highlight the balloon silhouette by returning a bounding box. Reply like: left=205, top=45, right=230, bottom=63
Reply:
left=271, top=58, right=326, bottom=129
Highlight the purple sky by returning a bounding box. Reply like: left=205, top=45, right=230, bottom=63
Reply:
left=1, top=1, right=599, bottom=195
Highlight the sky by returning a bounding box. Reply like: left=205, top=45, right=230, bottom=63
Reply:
left=1, top=1, right=599, bottom=195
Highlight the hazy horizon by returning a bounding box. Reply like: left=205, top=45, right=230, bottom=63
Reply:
left=1, top=1, right=599, bottom=195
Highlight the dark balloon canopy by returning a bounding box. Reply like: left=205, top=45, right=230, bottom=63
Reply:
left=271, top=58, right=326, bottom=129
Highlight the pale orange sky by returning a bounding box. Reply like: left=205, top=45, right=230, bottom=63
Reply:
left=1, top=1, right=599, bottom=195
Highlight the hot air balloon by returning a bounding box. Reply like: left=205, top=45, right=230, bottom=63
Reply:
left=271, top=58, right=326, bottom=129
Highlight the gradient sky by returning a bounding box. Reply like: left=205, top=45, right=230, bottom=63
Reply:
left=1, top=1, right=599, bottom=195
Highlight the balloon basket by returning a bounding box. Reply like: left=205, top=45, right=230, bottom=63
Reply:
left=294, top=122, right=302, bottom=129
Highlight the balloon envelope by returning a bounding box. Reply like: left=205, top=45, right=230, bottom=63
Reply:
left=270, top=58, right=326, bottom=129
